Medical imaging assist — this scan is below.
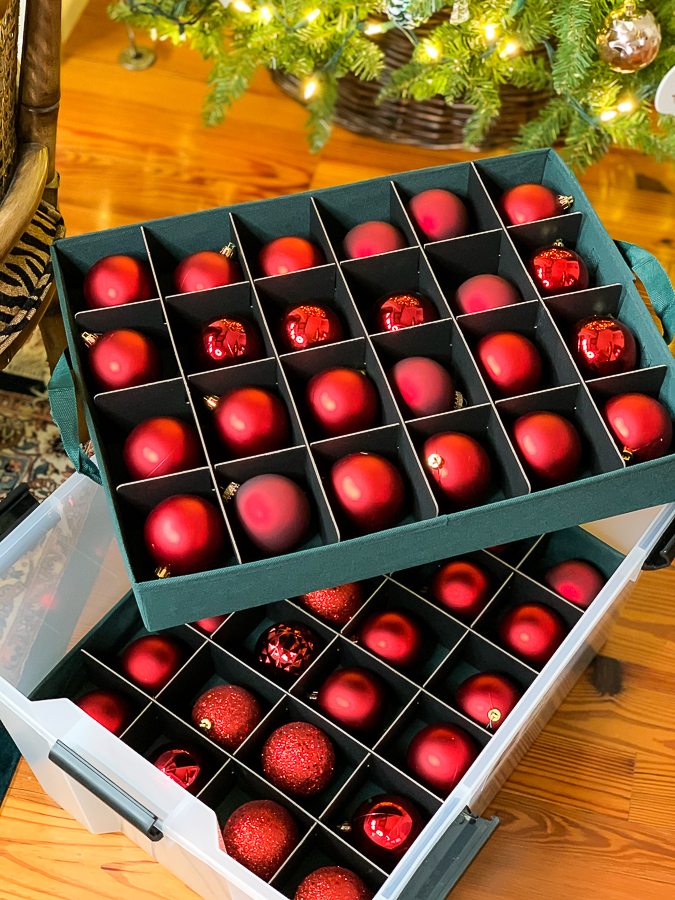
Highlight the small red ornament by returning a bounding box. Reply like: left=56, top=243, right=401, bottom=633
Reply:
left=199, top=316, right=264, bottom=369
left=406, top=723, right=477, bottom=795
left=528, top=241, right=589, bottom=296
left=423, top=433, right=492, bottom=508
left=294, top=866, right=372, bottom=900
left=120, top=634, right=185, bottom=693
left=233, top=474, right=311, bottom=555
left=75, top=689, right=130, bottom=735
left=455, top=672, right=521, bottom=731
left=192, top=614, right=228, bottom=634
left=174, top=249, right=242, bottom=294
left=498, top=184, right=573, bottom=226
left=123, top=416, right=202, bottom=481
left=261, top=722, right=335, bottom=796
left=348, top=794, right=424, bottom=867
left=512, top=411, right=582, bottom=486
left=454, top=274, right=521, bottom=315
left=255, top=622, right=321, bottom=682
left=407, top=189, right=469, bottom=242
left=306, top=367, right=378, bottom=437
left=259, top=236, right=324, bottom=278
left=571, top=316, right=637, bottom=378
left=388, top=357, right=457, bottom=418
left=477, top=332, right=543, bottom=397
left=343, top=221, right=406, bottom=259
left=544, top=558, right=605, bottom=609
left=86, top=329, right=161, bottom=392
left=604, top=393, right=672, bottom=463
left=371, top=292, right=437, bottom=333
left=144, top=494, right=226, bottom=577
left=430, top=559, right=492, bottom=620
left=84, top=255, right=154, bottom=309
left=153, top=747, right=202, bottom=790
left=316, top=667, right=386, bottom=734
left=499, top=602, right=566, bottom=665
left=357, top=609, right=426, bottom=669
left=209, top=387, right=290, bottom=458
left=192, top=684, right=262, bottom=750
left=298, top=582, right=365, bottom=626
left=330, top=452, right=405, bottom=534
left=279, top=303, right=344, bottom=352
left=223, top=799, right=299, bottom=880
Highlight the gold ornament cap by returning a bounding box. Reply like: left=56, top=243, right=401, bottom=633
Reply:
left=427, top=453, right=444, bottom=470
left=454, top=391, right=465, bottom=410
left=557, top=194, right=574, bottom=211
left=155, top=565, right=171, bottom=579
left=487, top=708, right=502, bottom=728
left=204, top=394, right=219, bottom=411
left=552, top=238, right=565, bottom=248
left=199, top=717, right=212, bottom=732
left=222, top=481, right=240, bottom=502
left=81, top=331, right=101, bottom=348
left=622, top=447, right=634, bottom=463
left=220, top=242, right=237, bottom=259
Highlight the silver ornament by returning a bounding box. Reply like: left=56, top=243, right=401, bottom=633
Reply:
left=596, top=1, right=661, bottom=74
left=385, top=0, right=445, bottom=29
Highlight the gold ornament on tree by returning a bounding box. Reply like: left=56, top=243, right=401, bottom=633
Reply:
left=596, top=1, right=661, bottom=73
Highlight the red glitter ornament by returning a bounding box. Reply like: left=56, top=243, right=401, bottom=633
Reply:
left=75, top=689, right=130, bottom=735
left=279, top=303, right=344, bottom=352
left=144, top=494, right=226, bottom=577
left=528, top=241, right=589, bottom=296
left=192, top=614, right=228, bottom=634
left=512, top=411, right=582, bottom=486
left=209, top=387, right=290, bottom=457
left=349, top=794, right=424, bottom=867
left=120, top=634, right=185, bottom=693
left=174, top=250, right=242, bottom=294
left=86, top=329, right=161, bottom=392
left=371, top=292, right=437, bottom=333
left=298, top=582, right=365, bottom=626
left=123, top=416, right=202, bottom=481
left=498, top=184, right=573, bottom=226
left=330, top=452, right=405, bottom=534
left=357, top=609, right=426, bottom=669
left=306, top=367, right=378, bottom=437
left=430, top=559, right=492, bottom=620
left=476, top=332, right=543, bottom=397
left=343, top=221, right=406, bottom=259
left=423, top=432, right=492, bottom=508
left=259, top=236, right=324, bottom=277
left=406, top=723, right=477, bottom=795
left=153, top=747, right=202, bottom=790
left=499, top=602, right=566, bottom=666
left=571, top=316, right=637, bottom=378
left=223, top=799, right=299, bottom=880
left=316, top=667, right=386, bottom=734
left=192, top=684, right=262, bottom=750
left=84, top=255, right=154, bottom=309
left=604, top=393, right=672, bottom=463
left=544, top=559, right=606, bottom=609
left=455, top=672, right=521, bottom=731
left=388, top=357, right=457, bottom=418
left=294, top=866, right=372, bottom=900
left=233, top=474, right=311, bottom=555
left=255, top=622, right=321, bottom=682
left=199, top=316, right=263, bottom=369
left=261, top=722, right=335, bottom=796
left=407, top=189, right=469, bottom=242
left=455, top=274, right=521, bottom=315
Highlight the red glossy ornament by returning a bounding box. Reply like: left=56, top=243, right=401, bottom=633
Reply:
left=210, top=387, right=290, bottom=457
left=477, top=331, right=543, bottom=397
left=528, top=241, right=589, bottom=296
left=330, top=452, right=405, bottom=534
left=423, top=433, right=492, bottom=508
left=200, top=316, right=263, bottom=369
left=349, top=794, right=424, bottom=867
left=87, top=329, right=161, bottom=392
left=233, top=474, right=311, bottom=554
left=294, top=867, right=372, bottom=900
left=544, top=559, right=605, bottom=609
left=371, top=292, right=437, bottom=333
left=604, top=393, right=672, bottom=463
left=255, top=622, right=321, bottom=682
left=406, top=723, right=477, bottom=795
left=123, top=416, right=202, bottom=481
left=388, top=357, right=456, bottom=418
left=571, top=316, right=637, bottom=378
left=120, top=634, right=185, bottom=693
left=261, top=722, right=335, bottom=796
left=279, top=303, right=344, bottom=352
left=343, top=221, right=406, bottom=259
left=144, top=494, right=226, bottom=577
left=223, top=799, right=299, bottom=880
left=259, top=236, right=324, bottom=277
left=430, top=560, right=492, bottom=620
left=306, top=368, right=378, bottom=437
left=512, top=411, right=582, bottom=486
left=316, top=667, right=386, bottom=734
left=298, top=582, right=365, bottom=626
left=192, top=614, right=228, bottom=634
left=407, top=189, right=469, bottom=242
left=174, top=250, right=242, bottom=294
left=499, top=602, right=566, bottom=665
left=84, top=255, right=154, bottom=309
left=75, top=689, right=130, bottom=735
left=455, top=274, right=521, bottom=315
left=357, top=609, right=425, bottom=669
left=153, top=747, right=202, bottom=790
left=455, top=672, right=521, bottom=731
left=499, top=184, right=573, bottom=226
left=192, top=684, right=262, bottom=750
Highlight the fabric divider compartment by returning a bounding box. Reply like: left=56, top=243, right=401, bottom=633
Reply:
left=473, top=150, right=564, bottom=211
left=517, top=525, right=625, bottom=587
left=543, top=283, right=623, bottom=324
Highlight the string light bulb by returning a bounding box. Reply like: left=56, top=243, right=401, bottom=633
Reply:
left=617, top=99, right=635, bottom=113
left=232, top=0, right=252, bottom=11
left=305, top=8, right=321, bottom=21
left=600, top=109, right=618, bottom=121
left=259, top=5, right=273, bottom=22
left=484, top=23, right=498, bottom=41
left=304, top=77, right=319, bottom=100
left=423, top=41, right=440, bottom=59
left=365, top=22, right=384, bottom=35
left=499, top=40, right=518, bottom=58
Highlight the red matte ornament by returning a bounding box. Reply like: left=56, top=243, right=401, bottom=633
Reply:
left=430, top=559, right=492, bottom=620
left=192, top=614, right=228, bottom=634
left=371, top=292, right=437, bottom=333
left=455, top=274, right=521, bottom=315
left=407, top=189, right=469, bottom=242
left=233, top=474, right=311, bottom=554
left=123, top=416, right=202, bottom=480
left=388, top=356, right=456, bottom=418
left=544, top=559, right=606, bottom=609
left=223, top=799, right=299, bottom=880
left=571, top=316, right=637, bottom=378
left=120, top=634, right=185, bottom=693
left=87, top=329, right=161, bottom=392
left=259, top=236, right=324, bottom=277
left=406, top=723, right=477, bottom=795
left=210, top=387, right=290, bottom=457
left=192, top=684, right=262, bottom=750
left=357, top=609, right=426, bottom=669
left=349, top=794, right=424, bottom=867
left=316, top=667, right=386, bottom=734
left=279, top=303, right=344, bottom=352
left=528, top=241, right=589, bottom=296
left=423, top=432, right=492, bottom=508
left=200, top=316, right=263, bottom=369
left=455, top=672, right=521, bottom=730
left=499, top=184, right=573, bottom=226
left=75, top=689, right=130, bottom=735
left=294, top=867, right=372, bottom=900
left=603, top=393, right=672, bottom=463
left=477, top=331, right=543, bottom=397
left=153, top=747, right=202, bottom=790
left=343, top=221, right=406, bottom=259
left=144, top=494, right=226, bottom=577
left=84, top=255, right=154, bottom=309
left=255, top=622, right=321, bottom=682
left=330, top=452, right=405, bottom=534
left=174, top=250, right=242, bottom=294
left=298, top=582, right=365, bottom=626
left=512, top=411, right=582, bottom=486
left=499, top=602, right=566, bottom=665
left=306, top=367, right=378, bottom=437
left=261, top=722, right=335, bottom=796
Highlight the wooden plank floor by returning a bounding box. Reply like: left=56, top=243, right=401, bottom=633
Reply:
left=2, top=3, right=675, bottom=897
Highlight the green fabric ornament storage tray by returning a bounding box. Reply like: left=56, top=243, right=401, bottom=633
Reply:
left=49, top=148, right=675, bottom=632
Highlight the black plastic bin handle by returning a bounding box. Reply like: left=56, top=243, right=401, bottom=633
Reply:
left=642, top=516, right=675, bottom=571
left=49, top=740, right=163, bottom=842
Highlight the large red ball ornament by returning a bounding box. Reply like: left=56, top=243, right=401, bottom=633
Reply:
left=84, top=255, right=154, bottom=309
left=200, top=316, right=263, bottom=369
left=571, top=316, right=637, bottom=378
left=75, top=689, right=130, bottom=735
left=423, top=433, right=492, bottom=509
left=259, top=236, right=324, bottom=277
left=388, top=357, right=456, bottom=418
left=477, top=332, right=543, bottom=397
left=174, top=250, right=242, bottom=294
left=430, top=559, right=492, bottom=620
left=317, top=667, right=386, bottom=734
left=306, top=368, right=378, bottom=437
left=371, top=292, right=437, bottom=333
left=454, top=672, right=521, bottom=731
left=357, top=609, right=426, bottom=669
left=123, top=416, right=202, bottom=481
left=210, top=387, right=290, bottom=457
left=87, top=329, right=161, bottom=392
left=498, top=184, right=573, bottom=226
left=192, top=684, right=262, bottom=750
left=223, top=799, right=299, bottom=880
left=343, top=221, right=406, bottom=259
left=407, top=189, right=469, bottom=242
left=455, top=274, right=521, bottom=315
left=120, top=635, right=185, bottom=693
left=294, top=866, right=372, bottom=900
left=153, top=747, right=202, bottom=790
left=512, top=411, right=582, bottom=486
left=256, top=622, right=322, bottom=682
left=604, top=393, right=672, bottom=463
left=544, top=558, right=606, bottom=609
left=528, top=241, right=589, bottom=296
left=279, top=303, right=344, bottom=352
left=499, top=602, right=566, bottom=665
left=298, top=582, right=365, bottom=626
left=406, top=723, right=477, bottom=795
left=192, top=614, right=228, bottom=634
left=233, top=474, right=311, bottom=554
left=330, top=452, right=405, bottom=534
left=349, top=794, right=424, bottom=867
left=261, top=722, right=335, bottom=796
left=144, top=494, right=226, bottom=577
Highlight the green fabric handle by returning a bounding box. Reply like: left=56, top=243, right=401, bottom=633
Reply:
left=615, top=240, right=675, bottom=344
left=48, top=351, right=102, bottom=485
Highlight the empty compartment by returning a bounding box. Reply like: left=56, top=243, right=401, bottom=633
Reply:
left=482, top=536, right=541, bottom=567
